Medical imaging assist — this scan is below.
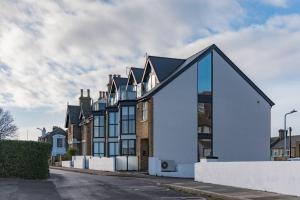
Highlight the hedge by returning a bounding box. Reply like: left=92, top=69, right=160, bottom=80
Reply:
left=0, top=140, right=51, bottom=179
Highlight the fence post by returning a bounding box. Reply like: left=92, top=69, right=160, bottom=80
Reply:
left=127, top=155, right=129, bottom=171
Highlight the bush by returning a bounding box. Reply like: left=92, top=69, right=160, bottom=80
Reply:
left=66, top=148, right=76, bottom=160
left=0, top=140, right=51, bottom=179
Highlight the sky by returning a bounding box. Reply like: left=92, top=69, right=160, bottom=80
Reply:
left=1, top=0, right=300, bottom=140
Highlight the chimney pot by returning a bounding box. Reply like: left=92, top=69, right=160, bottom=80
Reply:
left=80, top=89, right=83, bottom=97
left=87, top=89, right=90, bottom=97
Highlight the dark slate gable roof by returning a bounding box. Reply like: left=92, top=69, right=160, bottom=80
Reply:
left=131, top=67, right=144, bottom=83
left=272, top=135, right=300, bottom=148
left=270, top=136, right=281, bottom=148
left=66, top=105, right=80, bottom=126
left=113, top=77, right=128, bottom=88
left=140, top=44, right=275, bottom=107
left=148, top=56, right=185, bottom=82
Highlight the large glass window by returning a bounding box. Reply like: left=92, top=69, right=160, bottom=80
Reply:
left=108, top=142, right=119, bottom=156
left=94, top=115, right=105, bottom=138
left=121, top=139, right=136, bottom=156
left=197, top=52, right=213, bottom=160
left=94, top=142, right=105, bottom=157
left=121, top=106, right=135, bottom=135
left=109, top=112, right=119, bottom=137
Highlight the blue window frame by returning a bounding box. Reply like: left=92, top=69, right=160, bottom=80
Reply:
left=94, top=115, right=105, bottom=138
left=121, top=106, right=135, bottom=135
left=108, top=142, right=119, bottom=156
left=93, top=142, right=105, bottom=157
left=109, top=112, right=119, bottom=137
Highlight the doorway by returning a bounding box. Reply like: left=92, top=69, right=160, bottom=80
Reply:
left=140, top=139, right=149, bottom=171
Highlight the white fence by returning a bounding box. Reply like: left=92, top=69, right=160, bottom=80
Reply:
left=195, top=161, right=300, bottom=197
left=69, top=156, right=138, bottom=171
left=62, top=160, right=72, bottom=168
left=72, top=156, right=93, bottom=169
left=89, top=157, right=115, bottom=172
left=149, top=157, right=194, bottom=178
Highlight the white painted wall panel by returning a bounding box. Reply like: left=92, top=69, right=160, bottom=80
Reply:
left=89, top=157, right=115, bottom=172
left=148, top=157, right=194, bottom=178
left=153, top=63, right=198, bottom=164
left=195, top=161, right=300, bottom=197
left=213, top=50, right=271, bottom=161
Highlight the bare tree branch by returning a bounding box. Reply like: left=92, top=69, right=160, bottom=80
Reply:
left=0, top=107, right=18, bottom=139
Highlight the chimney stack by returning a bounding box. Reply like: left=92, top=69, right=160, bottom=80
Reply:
left=98, top=91, right=108, bottom=100
left=279, top=129, right=286, bottom=140
left=80, top=89, right=83, bottom=97
left=87, top=89, right=90, bottom=97
left=107, top=74, right=113, bottom=92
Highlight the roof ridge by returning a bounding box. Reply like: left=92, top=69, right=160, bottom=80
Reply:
left=148, top=55, right=185, bottom=61
left=131, top=67, right=143, bottom=70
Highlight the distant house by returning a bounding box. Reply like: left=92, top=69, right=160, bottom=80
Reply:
left=271, top=129, right=300, bottom=159
left=65, top=89, right=93, bottom=155
left=38, top=127, right=67, bottom=156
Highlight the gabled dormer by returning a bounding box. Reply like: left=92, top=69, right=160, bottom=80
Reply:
left=141, top=56, right=185, bottom=94
left=126, top=67, right=144, bottom=97
left=108, top=75, right=128, bottom=105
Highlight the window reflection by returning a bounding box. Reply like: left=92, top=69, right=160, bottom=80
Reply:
left=197, top=53, right=213, bottom=161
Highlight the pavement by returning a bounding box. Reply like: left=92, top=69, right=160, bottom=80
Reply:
left=1, top=167, right=299, bottom=200
left=50, top=167, right=300, bottom=200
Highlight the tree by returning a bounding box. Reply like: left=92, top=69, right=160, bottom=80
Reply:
left=0, top=107, right=18, bottom=139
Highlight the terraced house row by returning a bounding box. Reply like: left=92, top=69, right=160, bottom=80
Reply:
left=65, top=44, right=274, bottom=176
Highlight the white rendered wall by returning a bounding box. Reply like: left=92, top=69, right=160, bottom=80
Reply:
left=153, top=63, right=197, bottom=165
left=62, top=161, right=72, bottom=168
left=195, top=161, right=300, bottom=197
left=73, top=157, right=85, bottom=169
left=149, top=157, right=194, bottom=178
left=213, top=50, right=271, bottom=161
left=89, top=157, right=115, bottom=172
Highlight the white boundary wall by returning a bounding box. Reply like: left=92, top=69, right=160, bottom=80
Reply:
left=73, top=156, right=85, bottom=169
left=149, top=157, right=194, bottom=178
left=89, top=157, right=115, bottom=172
left=195, top=161, right=300, bottom=197
left=62, top=161, right=72, bottom=168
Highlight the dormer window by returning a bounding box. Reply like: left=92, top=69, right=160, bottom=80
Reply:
left=147, top=72, right=157, bottom=91
left=142, top=62, right=158, bottom=93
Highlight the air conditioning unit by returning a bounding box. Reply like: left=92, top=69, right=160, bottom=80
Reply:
left=161, top=160, right=176, bottom=172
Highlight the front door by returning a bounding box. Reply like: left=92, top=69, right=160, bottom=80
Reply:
left=140, top=139, right=149, bottom=171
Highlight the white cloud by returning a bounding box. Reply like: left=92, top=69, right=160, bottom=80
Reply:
left=0, top=0, right=244, bottom=111
left=1, top=0, right=300, bottom=139
left=260, top=0, right=289, bottom=8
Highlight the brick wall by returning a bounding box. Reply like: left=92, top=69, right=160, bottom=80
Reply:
left=136, top=98, right=153, bottom=170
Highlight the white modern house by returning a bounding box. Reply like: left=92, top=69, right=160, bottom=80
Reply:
left=138, top=44, right=274, bottom=177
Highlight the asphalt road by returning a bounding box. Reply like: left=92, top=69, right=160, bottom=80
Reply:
left=0, top=169, right=206, bottom=200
